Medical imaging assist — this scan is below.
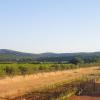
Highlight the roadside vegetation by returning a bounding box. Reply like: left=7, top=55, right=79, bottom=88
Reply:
left=0, top=66, right=99, bottom=100
left=0, top=62, right=100, bottom=77
left=11, top=76, right=98, bottom=100
left=0, top=53, right=100, bottom=77
left=0, top=56, right=100, bottom=99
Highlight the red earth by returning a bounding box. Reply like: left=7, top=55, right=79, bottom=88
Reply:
left=70, top=96, right=100, bottom=100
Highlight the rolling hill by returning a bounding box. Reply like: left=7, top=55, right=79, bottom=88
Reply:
left=0, top=49, right=100, bottom=63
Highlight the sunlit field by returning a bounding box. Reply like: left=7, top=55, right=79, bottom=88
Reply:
left=0, top=63, right=99, bottom=77
left=0, top=65, right=100, bottom=100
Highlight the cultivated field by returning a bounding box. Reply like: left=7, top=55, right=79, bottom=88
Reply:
left=0, top=66, right=100, bottom=100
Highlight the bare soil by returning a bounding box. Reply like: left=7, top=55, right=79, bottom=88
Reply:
left=70, top=96, right=100, bottom=100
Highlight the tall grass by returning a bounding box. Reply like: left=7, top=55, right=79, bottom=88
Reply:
left=0, top=63, right=99, bottom=77
left=11, top=76, right=95, bottom=100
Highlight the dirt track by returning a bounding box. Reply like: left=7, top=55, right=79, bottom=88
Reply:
left=70, top=79, right=100, bottom=100
left=70, top=96, right=100, bottom=100
left=0, top=67, right=100, bottom=99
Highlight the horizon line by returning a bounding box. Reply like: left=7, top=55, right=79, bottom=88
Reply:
left=0, top=48, right=100, bottom=54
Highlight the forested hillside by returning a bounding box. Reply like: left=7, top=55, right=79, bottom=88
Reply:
left=0, top=49, right=100, bottom=64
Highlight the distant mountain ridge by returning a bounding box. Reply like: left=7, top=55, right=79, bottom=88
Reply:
left=0, top=49, right=37, bottom=56
left=0, top=49, right=100, bottom=62
left=0, top=49, right=100, bottom=57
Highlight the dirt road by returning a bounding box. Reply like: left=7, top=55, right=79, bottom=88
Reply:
left=70, top=96, right=100, bottom=100
left=70, top=79, right=100, bottom=100
left=0, top=67, right=100, bottom=99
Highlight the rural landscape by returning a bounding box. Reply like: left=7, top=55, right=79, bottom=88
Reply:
left=0, top=49, right=100, bottom=100
left=0, top=0, right=100, bottom=100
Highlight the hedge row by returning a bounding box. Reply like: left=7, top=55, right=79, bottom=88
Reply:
left=0, top=63, right=99, bottom=77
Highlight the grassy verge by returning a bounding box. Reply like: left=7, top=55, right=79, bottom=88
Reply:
left=0, top=63, right=99, bottom=77
left=10, top=76, right=94, bottom=100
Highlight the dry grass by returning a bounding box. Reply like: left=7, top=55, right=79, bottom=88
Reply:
left=70, top=77, right=100, bottom=100
left=0, top=66, right=100, bottom=99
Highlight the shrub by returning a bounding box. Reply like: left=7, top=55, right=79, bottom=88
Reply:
left=3, top=66, right=15, bottom=76
left=18, top=66, right=28, bottom=76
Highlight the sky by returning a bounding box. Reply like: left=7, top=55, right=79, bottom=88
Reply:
left=0, top=0, right=100, bottom=53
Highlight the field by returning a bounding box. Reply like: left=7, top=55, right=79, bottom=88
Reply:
left=0, top=63, right=99, bottom=77
left=0, top=65, right=100, bottom=100
left=0, top=63, right=77, bottom=77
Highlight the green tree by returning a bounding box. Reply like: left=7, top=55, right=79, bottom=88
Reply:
left=70, top=57, right=84, bottom=65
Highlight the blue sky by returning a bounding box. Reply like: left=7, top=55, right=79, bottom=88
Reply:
left=0, top=0, right=100, bottom=53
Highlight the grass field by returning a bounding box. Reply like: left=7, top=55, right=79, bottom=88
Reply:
left=0, top=63, right=99, bottom=77
left=0, top=63, right=74, bottom=76
left=0, top=66, right=100, bottom=100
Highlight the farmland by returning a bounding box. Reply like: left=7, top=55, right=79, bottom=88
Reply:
left=0, top=53, right=100, bottom=100
left=0, top=63, right=73, bottom=77
left=0, top=63, right=99, bottom=77
left=0, top=63, right=76, bottom=77
left=0, top=66, right=100, bottom=100
left=0, top=0, right=100, bottom=99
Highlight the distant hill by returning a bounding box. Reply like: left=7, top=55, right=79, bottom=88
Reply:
left=0, top=49, right=38, bottom=62
left=0, top=49, right=100, bottom=63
